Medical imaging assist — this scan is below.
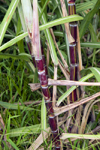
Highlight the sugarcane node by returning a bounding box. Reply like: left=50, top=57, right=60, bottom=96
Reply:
left=38, top=70, right=48, bottom=86
left=45, top=97, right=51, bottom=102
left=55, top=147, right=60, bottom=150
left=70, top=63, right=79, bottom=67
left=68, top=0, right=76, bottom=4
left=35, top=58, right=44, bottom=71
left=68, top=3, right=76, bottom=18
left=55, top=146, right=61, bottom=150
left=41, top=84, right=48, bottom=88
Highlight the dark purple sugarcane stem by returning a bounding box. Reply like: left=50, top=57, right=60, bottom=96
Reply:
left=68, top=0, right=78, bottom=103
left=27, top=42, right=36, bottom=67
left=70, top=64, right=78, bottom=102
left=41, top=47, right=48, bottom=77
left=35, top=58, right=60, bottom=150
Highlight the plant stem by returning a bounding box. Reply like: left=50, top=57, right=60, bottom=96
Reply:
left=33, top=0, right=60, bottom=149
left=68, top=0, right=79, bottom=103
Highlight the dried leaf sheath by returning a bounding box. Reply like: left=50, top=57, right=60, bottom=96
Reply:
left=68, top=0, right=78, bottom=102
left=21, top=0, right=36, bottom=66
left=33, top=0, right=60, bottom=149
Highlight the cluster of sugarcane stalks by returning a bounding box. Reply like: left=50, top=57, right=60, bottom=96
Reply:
left=21, top=0, right=82, bottom=149
left=21, top=0, right=60, bottom=149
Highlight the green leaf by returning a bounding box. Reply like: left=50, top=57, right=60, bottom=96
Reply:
left=0, top=53, right=31, bottom=61
left=41, top=98, right=47, bottom=130
left=7, top=139, right=19, bottom=150
left=57, top=73, right=94, bottom=106
left=0, top=32, right=27, bottom=52
left=9, top=124, right=41, bottom=137
left=88, top=67, right=100, bottom=82
left=39, top=0, right=49, bottom=20
left=76, top=0, right=97, bottom=13
left=0, top=15, right=83, bottom=53
left=0, top=0, right=19, bottom=45
left=89, top=23, right=97, bottom=66
left=40, top=15, right=83, bottom=31
left=0, top=101, right=34, bottom=111
left=81, top=42, right=100, bottom=48
left=16, top=15, right=25, bottom=53
left=79, top=0, right=100, bottom=39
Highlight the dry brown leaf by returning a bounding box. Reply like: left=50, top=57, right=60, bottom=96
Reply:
left=29, top=83, right=41, bottom=91
left=48, top=79, right=100, bottom=86
left=80, top=99, right=100, bottom=134
left=77, top=26, right=83, bottom=71
left=54, top=92, right=100, bottom=116
left=50, top=28, right=68, bottom=69
left=52, top=66, right=57, bottom=107
left=27, top=128, right=51, bottom=150
left=60, top=0, right=74, bottom=43
left=71, top=105, right=83, bottom=133
left=29, top=79, right=100, bottom=92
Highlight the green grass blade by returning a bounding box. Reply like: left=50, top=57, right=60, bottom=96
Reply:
left=89, top=23, right=97, bottom=66
left=0, top=0, right=19, bottom=45
left=0, top=53, right=31, bottom=61
left=9, top=124, right=41, bottom=137
left=7, top=139, right=19, bottom=150
left=0, top=32, right=27, bottom=51
left=79, top=0, right=100, bottom=39
left=0, top=101, right=35, bottom=111
left=88, top=67, right=100, bottom=82
left=81, top=42, right=100, bottom=48
left=76, top=0, right=97, bottom=13
left=41, top=98, right=47, bottom=130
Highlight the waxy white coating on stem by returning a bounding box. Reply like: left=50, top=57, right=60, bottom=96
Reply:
left=33, top=0, right=41, bottom=59
left=18, top=1, right=30, bottom=43
left=21, top=0, right=33, bottom=37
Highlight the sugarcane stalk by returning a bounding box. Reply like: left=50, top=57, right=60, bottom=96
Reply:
left=67, top=0, right=79, bottom=103
left=32, top=0, right=60, bottom=149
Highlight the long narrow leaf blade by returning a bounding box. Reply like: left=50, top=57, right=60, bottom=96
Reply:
left=0, top=0, right=19, bottom=45
left=0, top=15, right=83, bottom=52
left=79, top=0, right=100, bottom=39
left=41, top=98, right=47, bottom=130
